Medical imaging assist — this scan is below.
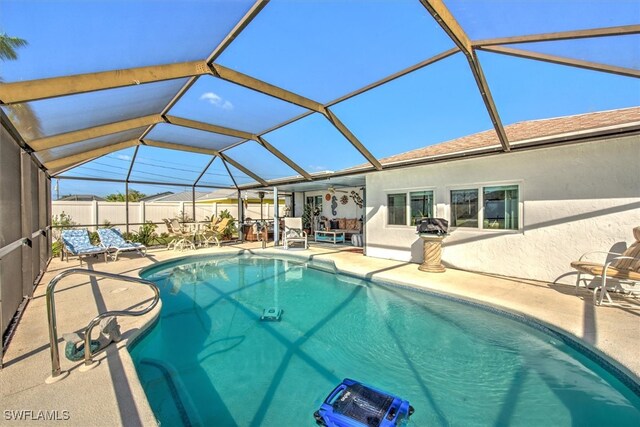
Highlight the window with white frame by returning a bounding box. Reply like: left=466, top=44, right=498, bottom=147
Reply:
left=387, top=190, right=434, bottom=226
left=450, top=184, right=519, bottom=230
left=410, top=191, right=434, bottom=225
left=387, top=193, right=406, bottom=225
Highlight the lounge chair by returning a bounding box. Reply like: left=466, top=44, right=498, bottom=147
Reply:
left=97, top=228, right=147, bottom=261
left=571, top=226, right=640, bottom=305
left=202, top=217, right=230, bottom=248
left=61, top=229, right=109, bottom=265
left=283, top=217, right=307, bottom=250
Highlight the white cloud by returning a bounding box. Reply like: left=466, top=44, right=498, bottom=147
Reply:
left=309, top=165, right=328, bottom=171
left=200, top=92, right=234, bottom=110
left=117, top=154, right=131, bottom=161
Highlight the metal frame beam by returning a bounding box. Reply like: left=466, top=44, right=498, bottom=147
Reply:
left=206, top=0, right=270, bottom=63
left=209, top=64, right=383, bottom=169
left=256, top=136, right=312, bottom=180
left=164, top=115, right=313, bottom=180
left=209, top=63, right=324, bottom=112
left=419, top=0, right=510, bottom=152
left=165, top=115, right=254, bottom=140
left=55, top=175, right=234, bottom=189
left=45, top=139, right=139, bottom=171
left=0, top=61, right=210, bottom=104
left=473, top=24, right=640, bottom=47
left=30, top=114, right=162, bottom=151
left=142, top=139, right=268, bottom=186
left=479, top=45, right=640, bottom=79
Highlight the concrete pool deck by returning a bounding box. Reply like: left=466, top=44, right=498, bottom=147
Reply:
left=1, top=242, right=639, bottom=426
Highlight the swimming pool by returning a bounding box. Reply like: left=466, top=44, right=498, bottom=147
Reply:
left=131, top=253, right=640, bottom=426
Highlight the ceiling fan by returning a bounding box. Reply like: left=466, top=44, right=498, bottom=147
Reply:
left=327, top=186, right=349, bottom=195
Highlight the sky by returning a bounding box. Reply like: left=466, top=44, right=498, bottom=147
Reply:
left=1, top=0, right=638, bottom=198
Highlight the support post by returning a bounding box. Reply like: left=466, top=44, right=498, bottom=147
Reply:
left=125, top=182, right=129, bottom=234
left=274, top=187, right=279, bottom=246
left=237, top=190, right=244, bottom=241
left=192, top=186, right=196, bottom=221
left=91, top=199, right=99, bottom=232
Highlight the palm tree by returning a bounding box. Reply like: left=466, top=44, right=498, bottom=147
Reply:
left=1, top=33, right=43, bottom=140
left=0, top=33, right=28, bottom=60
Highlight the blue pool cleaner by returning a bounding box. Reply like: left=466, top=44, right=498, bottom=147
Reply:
left=314, top=379, right=414, bottom=427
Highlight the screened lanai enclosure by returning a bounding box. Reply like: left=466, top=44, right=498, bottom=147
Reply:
left=0, top=0, right=639, bottom=357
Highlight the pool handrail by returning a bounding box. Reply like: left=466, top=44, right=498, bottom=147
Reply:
left=46, top=268, right=160, bottom=380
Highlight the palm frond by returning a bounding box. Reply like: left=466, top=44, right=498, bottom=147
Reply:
left=0, top=33, right=29, bottom=61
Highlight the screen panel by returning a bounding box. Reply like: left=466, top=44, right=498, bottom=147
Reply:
left=479, top=51, right=640, bottom=127
left=57, top=147, right=137, bottom=181
left=264, top=113, right=370, bottom=173
left=445, top=0, right=640, bottom=40
left=129, top=145, right=213, bottom=185
left=36, top=127, right=146, bottom=163
left=168, top=76, right=307, bottom=134
left=222, top=140, right=300, bottom=182
left=504, top=35, right=640, bottom=71
left=146, top=123, right=242, bottom=152
left=217, top=0, right=455, bottom=103
left=2, top=79, right=188, bottom=141
left=0, top=0, right=255, bottom=82
left=330, top=53, right=495, bottom=160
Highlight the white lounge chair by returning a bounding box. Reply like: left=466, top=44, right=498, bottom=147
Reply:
left=97, top=228, right=147, bottom=261
left=283, top=217, right=307, bottom=250
left=571, top=226, right=640, bottom=305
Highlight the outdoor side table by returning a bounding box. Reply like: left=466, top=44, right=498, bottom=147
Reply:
left=418, top=234, right=446, bottom=273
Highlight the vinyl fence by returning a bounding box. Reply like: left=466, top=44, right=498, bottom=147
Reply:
left=52, top=200, right=279, bottom=233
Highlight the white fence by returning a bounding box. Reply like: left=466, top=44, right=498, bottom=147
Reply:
left=52, top=200, right=279, bottom=232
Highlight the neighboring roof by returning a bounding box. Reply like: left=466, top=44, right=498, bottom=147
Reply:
left=145, top=191, right=209, bottom=202
left=139, top=191, right=173, bottom=202
left=377, top=107, right=640, bottom=166
left=57, top=194, right=105, bottom=201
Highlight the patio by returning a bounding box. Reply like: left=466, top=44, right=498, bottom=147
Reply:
left=1, top=242, right=638, bottom=425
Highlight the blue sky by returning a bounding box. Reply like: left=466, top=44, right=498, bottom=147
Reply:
left=1, top=0, right=638, bottom=198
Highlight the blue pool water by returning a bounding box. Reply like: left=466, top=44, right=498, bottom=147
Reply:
left=131, top=254, right=640, bottom=426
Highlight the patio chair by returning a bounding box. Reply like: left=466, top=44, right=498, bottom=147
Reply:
left=283, top=217, right=307, bottom=250
left=201, top=217, right=230, bottom=248
left=61, top=229, right=109, bottom=265
left=169, top=218, right=195, bottom=251
left=97, top=228, right=147, bottom=261
left=571, top=226, right=640, bottom=305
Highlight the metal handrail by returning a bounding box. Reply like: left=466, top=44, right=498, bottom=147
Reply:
left=46, top=269, right=160, bottom=379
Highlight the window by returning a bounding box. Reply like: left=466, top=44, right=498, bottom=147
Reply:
left=483, top=185, right=519, bottom=230
left=450, top=185, right=520, bottom=230
left=387, top=193, right=406, bottom=225
left=410, top=191, right=434, bottom=225
left=306, top=195, right=323, bottom=213
left=450, top=189, right=479, bottom=228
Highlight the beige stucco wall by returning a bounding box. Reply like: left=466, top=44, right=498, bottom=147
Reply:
left=365, top=135, right=640, bottom=283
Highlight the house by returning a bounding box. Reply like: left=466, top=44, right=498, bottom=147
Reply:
left=363, top=107, right=640, bottom=283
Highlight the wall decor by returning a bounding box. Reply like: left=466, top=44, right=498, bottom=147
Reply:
left=331, top=196, right=338, bottom=216
left=350, top=190, right=363, bottom=208
left=340, top=195, right=349, bottom=205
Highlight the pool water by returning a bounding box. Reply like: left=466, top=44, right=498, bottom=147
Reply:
left=131, top=254, right=640, bottom=426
